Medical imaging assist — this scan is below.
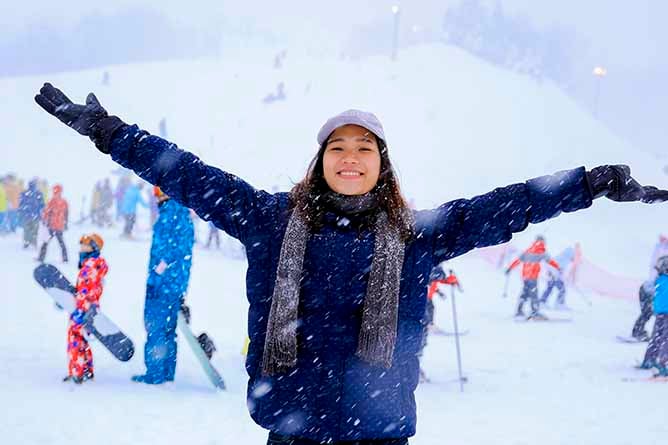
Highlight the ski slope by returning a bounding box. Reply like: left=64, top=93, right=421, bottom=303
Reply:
left=2, top=43, right=667, bottom=444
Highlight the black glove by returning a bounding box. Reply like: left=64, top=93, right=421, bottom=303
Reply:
left=587, top=165, right=668, bottom=204
left=34, top=83, right=126, bottom=154
left=180, top=298, right=191, bottom=324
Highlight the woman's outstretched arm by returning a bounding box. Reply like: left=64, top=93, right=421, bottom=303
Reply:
left=422, top=166, right=667, bottom=265
left=34, top=83, right=280, bottom=243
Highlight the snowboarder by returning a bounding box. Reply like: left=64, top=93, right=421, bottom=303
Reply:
left=18, top=178, right=44, bottom=249
left=638, top=256, right=668, bottom=376
left=37, top=184, right=69, bottom=263
left=131, top=186, right=194, bottom=384
left=505, top=235, right=560, bottom=318
left=34, top=84, right=668, bottom=444
left=64, top=234, right=108, bottom=384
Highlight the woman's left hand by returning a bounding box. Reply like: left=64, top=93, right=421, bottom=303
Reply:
left=588, top=165, right=668, bottom=203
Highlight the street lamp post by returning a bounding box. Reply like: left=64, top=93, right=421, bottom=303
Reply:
left=592, top=66, right=607, bottom=118
left=391, top=5, right=400, bottom=61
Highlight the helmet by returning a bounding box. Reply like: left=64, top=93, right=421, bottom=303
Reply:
left=80, top=233, right=104, bottom=251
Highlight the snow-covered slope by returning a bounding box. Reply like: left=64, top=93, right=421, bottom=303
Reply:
left=2, top=44, right=667, bottom=444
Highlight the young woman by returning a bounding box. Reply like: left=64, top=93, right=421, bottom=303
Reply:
left=35, top=84, right=667, bottom=444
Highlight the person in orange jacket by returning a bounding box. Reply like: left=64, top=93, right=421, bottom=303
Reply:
left=505, top=235, right=559, bottom=318
left=64, top=234, right=108, bottom=384
left=38, top=184, right=69, bottom=263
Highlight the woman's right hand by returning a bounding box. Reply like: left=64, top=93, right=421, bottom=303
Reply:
left=34, top=83, right=126, bottom=153
left=35, top=83, right=108, bottom=136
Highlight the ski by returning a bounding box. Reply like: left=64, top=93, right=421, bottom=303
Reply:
left=615, top=335, right=646, bottom=344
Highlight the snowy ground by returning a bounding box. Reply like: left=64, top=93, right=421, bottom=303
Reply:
left=1, top=225, right=665, bottom=445
left=3, top=42, right=668, bottom=443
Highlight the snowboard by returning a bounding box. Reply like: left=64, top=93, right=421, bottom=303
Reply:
left=177, top=309, right=226, bottom=390
left=33, top=264, right=135, bottom=362
left=616, top=335, right=646, bottom=344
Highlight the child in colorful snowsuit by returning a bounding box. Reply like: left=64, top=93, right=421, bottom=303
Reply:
left=505, top=236, right=560, bottom=318
left=640, top=256, right=668, bottom=376
left=64, top=234, right=108, bottom=384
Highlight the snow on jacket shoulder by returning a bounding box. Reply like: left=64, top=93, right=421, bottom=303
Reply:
left=108, top=125, right=593, bottom=442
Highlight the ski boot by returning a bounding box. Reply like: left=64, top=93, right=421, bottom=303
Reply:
left=82, top=370, right=94, bottom=382
left=635, top=361, right=654, bottom=370
left=197, top=333, right=217, bottom=360
left=63, top=375, right=84, bottom=384
left=527, top=312, right=549, bottom=321
left=632, top=332, right=650, bottom=342
left=653, top=365, right=668, bottom=378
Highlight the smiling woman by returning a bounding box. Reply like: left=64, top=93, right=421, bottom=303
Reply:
left=33, top=83, right=668, bottom=445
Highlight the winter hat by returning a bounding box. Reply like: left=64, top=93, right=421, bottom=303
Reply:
left=80, top=233, right=104, bottom=251
left=153, top=186, right=166, bottom=198
left=53, top=184, right=63, bottom=194
left=656, top=256, right=668, bottom=275
left=317, top=109, right=386, bottom=145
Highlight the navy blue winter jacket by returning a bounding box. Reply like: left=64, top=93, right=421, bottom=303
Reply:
left=109, top=125, right=592, bottom=442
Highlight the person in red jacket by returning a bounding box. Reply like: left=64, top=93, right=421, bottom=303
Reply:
left=63, top=234, right=108, bottom=384
left=505, top=235, right=559, bottom=318
left=38, top=184, right=69, bottom=263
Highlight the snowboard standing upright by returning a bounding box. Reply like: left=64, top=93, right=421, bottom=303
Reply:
left=177, top=306, right=226, bottom=390
left=33, top=263, right=135, bottom=361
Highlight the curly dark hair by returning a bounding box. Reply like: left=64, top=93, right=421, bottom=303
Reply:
left=290, top=137, right=414, bottom=240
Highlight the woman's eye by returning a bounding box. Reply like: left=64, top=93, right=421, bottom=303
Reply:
left=329, top=147, right=343, bottom=151
left=359, top=147, right=373, bottom=152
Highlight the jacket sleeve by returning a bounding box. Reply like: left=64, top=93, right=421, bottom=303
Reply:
left=428, top=167, right=593, bottom=264
left=109, top=125, right=278, bottom=244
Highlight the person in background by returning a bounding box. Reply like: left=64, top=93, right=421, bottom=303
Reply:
left=132, top=187, right=194, bottom=384
left=505, top=235, right=560, bottom=319
left=64, top=234, right=108, bottom=384
left=18, top=178, right=44, bottom=249
left=38, top=184, right=69, bottom=263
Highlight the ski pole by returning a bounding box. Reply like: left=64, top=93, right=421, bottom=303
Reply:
left=449, top=285, right=466, bottom=392
left=502, top=273, right=510, bottom=298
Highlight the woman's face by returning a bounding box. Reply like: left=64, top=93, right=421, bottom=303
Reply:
left=322, top=125, right=381, bottom=196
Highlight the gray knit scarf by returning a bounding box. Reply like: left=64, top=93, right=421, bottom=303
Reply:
left=261, top=193, right=407, bottom=375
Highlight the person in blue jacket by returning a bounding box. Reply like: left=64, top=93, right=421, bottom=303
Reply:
left=639, top=256, right=668, bottom=376
left=18, top=178, right=44, bottom=248
left=35, top=84, right=668, bottom=445
left=119, top=181, right=147, bottom=238
left=132, top=186, right=194, bottom=384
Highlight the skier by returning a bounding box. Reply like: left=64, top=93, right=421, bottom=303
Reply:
left=37, top=184, right=69, bottom=263
left=505, top=235, right=561, bottom=318
left=64, top=233, right=108, bottom=384
left=132, top=186, right=194, bottom=384
left=638, top=256, right=668, bottom=376
left=18, top=178, right=44, bottom=248
left=426, top=267, right=463, bottom=334
left=119, top=181, right=147, bottom=238
left=35, top=84, right=668, bottom=444
left=540, top=245, right=579, bottom=309
left=419, top=266, right=463, bottom=382
left=630, top=236, right=668, bottom=341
